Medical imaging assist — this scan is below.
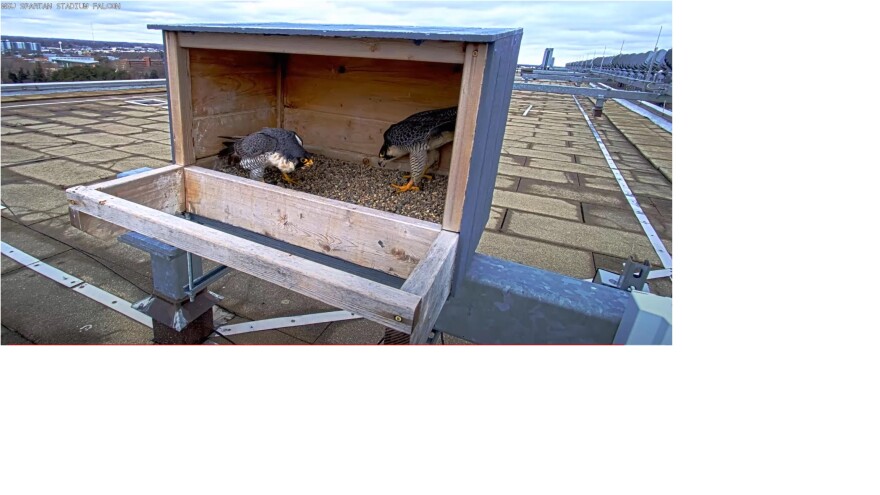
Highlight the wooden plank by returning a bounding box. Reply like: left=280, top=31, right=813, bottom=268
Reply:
left=285, top=108, right=455, bottom=175
left=442, top=43, right=488, bottom=232
left=284, top=108, right=390, bottom=158
left=68, top=165, right=184, bottom=239
left=192, top=107, right=276, bottom=159
left=276, top=54, right=286, bottom=128
left=183, top=167, right=441, bottom=278
left=400, top=231, right=458, bottom=343
left=455, top=34, right=522, bottom=294
left=66, top=186, right=421, bottom=333
left=189, top=48, right=277, bottom=117
left=93, top=164, right=183, bottom=204
left=178, top=32, right=466, bottom=64
left=285, top=54, right=462, bottom=123
left=164, top=31, right=195, bottom=165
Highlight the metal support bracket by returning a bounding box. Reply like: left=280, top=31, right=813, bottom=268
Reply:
left=593, top=97, right=606, bottom=117
left=120, top=232, right=205, bottom=303
left=592, top=258, right=652, bottom=292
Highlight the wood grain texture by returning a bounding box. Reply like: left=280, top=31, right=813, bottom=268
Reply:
left=284, top=108, right=388, bottom=158
left=285, top=54, right=462, bottom=121
left=189, top=48, right=277, bottom=117
left=178, top=32, right=466, bottom=64
left=442, top=43, right=487, bottom=232
left=283, top=55, right=461, bottom=168
left=66, top=186, right=421, bottom=333
left=400, top=230, right=458, bottom=343
left=164, top=31, right=195, bottom=165
left=276, top=54, right=286, bottom=127
left=183, top=167, right=441, bottom=278
left=192, top=107, right=277, bottom=159
left=67, top=165, right=184, bottom=239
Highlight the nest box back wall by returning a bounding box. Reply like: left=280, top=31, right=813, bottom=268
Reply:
left=189, top=48, right=279, bottom=160
left=283, top=54, right=463, bottom=171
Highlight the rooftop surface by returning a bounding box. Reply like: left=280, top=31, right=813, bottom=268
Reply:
left=0, top=84, right=672, bottom=345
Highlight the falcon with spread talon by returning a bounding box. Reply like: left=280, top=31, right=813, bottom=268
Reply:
left=218, top=127, right=313, bottom=184
left=379, top=106, right=457, bottom=193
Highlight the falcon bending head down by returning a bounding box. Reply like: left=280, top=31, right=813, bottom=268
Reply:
left=379, top=106, right=457, bottom=193
left=219, top=127, right=314, bottom=184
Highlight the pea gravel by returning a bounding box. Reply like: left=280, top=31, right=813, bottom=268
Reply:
left=213, top=154, right=448, bottom=224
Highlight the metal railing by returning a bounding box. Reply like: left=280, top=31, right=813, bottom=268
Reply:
left=1, top=78, right=167, bottom=94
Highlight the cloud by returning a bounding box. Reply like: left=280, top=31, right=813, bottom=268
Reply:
left=0, top=0, right=671, bottom=65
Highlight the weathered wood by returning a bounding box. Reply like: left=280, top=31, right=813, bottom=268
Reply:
left=164, top=31, right=195, bottom=165
left=66, top=186, right=421, bottom=333
left=192, top=107, right=277, bottom=159
left=189, top=48, right=276, bottom=117
left=400, top=230, right=458, bottom=343
left=177, top=32, right=466, bottom=64
left=284, top=108, right=390, bottom=158
left=285, top=54, right=462, bottom=122
left=283, top=108, right=455, bottom=176
left=68, top=165, right=184, bottom=239
left=276, top=54, right=286, bottom=128
left=183, top=167, right=441, bottom=278
left=442, top=43, right=487, bottom=232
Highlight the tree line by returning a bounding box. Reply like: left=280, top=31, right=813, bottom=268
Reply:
left=4, top=62, right=160, bottom=83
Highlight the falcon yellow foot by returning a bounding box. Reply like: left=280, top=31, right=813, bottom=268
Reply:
left=391, top=180, right=420, bottom=193
left=281, top=171, right=298, bottom=185
left=403, top=173, right=433, bottom=181
left=302, top=157, right=314, bottom=169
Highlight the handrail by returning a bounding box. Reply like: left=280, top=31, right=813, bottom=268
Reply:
left=1, top=78, right=167, bottom=94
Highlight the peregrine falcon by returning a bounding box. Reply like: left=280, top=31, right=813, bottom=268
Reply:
left=218, top=127, right=314, bottom=184
left=379, top=106, right=457, bottom=192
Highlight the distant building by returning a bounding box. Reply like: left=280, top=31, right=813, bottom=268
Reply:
left=1, top=41, right=40, bottom=53
left=116, top=56, right=163, bottom=72
left=47, top=56, right=98, bottom=67
left=129, top=56, right=159, bottom=69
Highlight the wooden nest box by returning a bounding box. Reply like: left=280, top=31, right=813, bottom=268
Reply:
left=65, top=23, right=522, bottom=340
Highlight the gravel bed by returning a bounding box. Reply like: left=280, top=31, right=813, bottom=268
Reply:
left=213, top=154, right=447, bottom=224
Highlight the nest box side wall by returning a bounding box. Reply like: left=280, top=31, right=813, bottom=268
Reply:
left=452, top=32, right=522, bottom=294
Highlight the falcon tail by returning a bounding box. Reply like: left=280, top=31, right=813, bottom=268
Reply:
left=217, top=139, right=240, bottom=167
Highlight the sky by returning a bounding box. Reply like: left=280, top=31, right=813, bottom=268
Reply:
left=0, top=0, right=672, bottom=65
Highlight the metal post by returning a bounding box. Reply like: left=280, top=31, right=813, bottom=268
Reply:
left=646, top=26, right=662, bottom=82
left=120, top=232, right=218, bottom=344
left=593, top=97, right=606, bottom=117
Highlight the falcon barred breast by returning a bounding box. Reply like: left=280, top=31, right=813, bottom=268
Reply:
left=219, top=127, right=314, bottom=184
left=379, top=106, right=457, bottom=193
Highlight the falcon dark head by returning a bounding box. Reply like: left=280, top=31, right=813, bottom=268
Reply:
left=219, top=127, right=312, bottom=184
left=378, top=142, right=406, bottom=165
